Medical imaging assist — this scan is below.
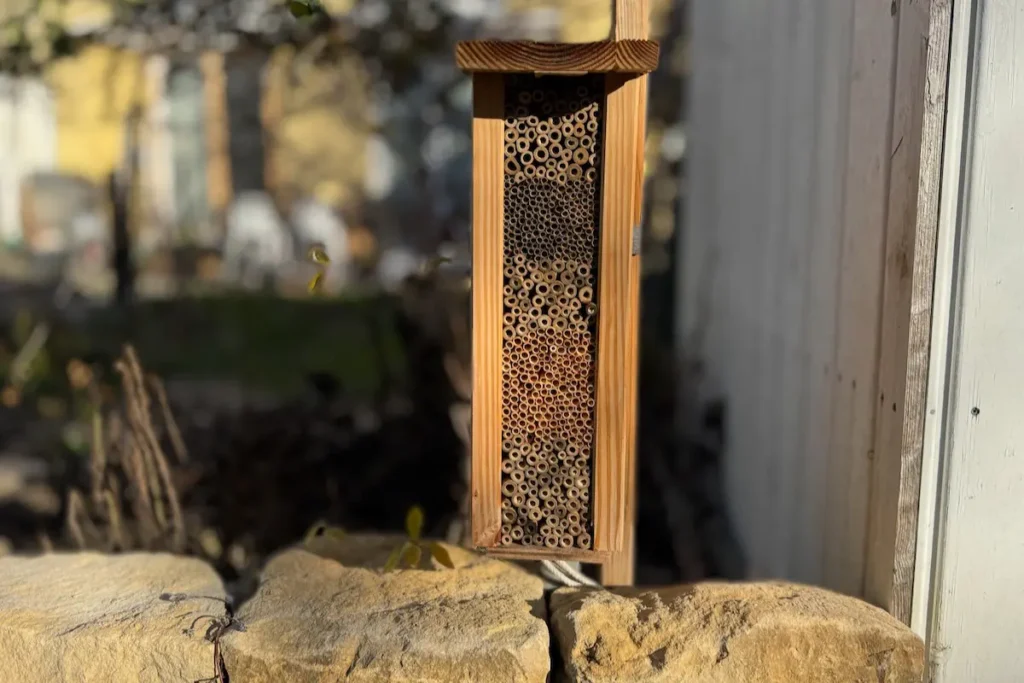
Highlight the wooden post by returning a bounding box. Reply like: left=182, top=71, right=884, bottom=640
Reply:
left=470, top=73, right=506, bottom=548
left=459, top=0, right=657, bottom=583
left=597, top=0, right=649, bottom=587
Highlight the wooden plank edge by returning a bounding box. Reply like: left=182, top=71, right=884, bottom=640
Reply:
left=878, top=0, right=954, bottom=625
left=456, top=40, right=660, bottom=75
left=470, top=73, right=506, bottom=548
left=596, top=72, right=646, bottom=587
left=478, top=546, right=612, bottom=563
left=592, top=72, right=643, bottom=557
left=598, top=0, right=650, bottom=585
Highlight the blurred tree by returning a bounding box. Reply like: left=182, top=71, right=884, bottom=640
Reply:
left=0, top=0, right=505, bottom=256
left=1, top=0, right=688, bottom=295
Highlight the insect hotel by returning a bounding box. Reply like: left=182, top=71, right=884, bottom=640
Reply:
left=458, top=0, right=658, bottom=585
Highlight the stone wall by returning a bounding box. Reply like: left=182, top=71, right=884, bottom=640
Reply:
left=0, top=534, right=924, bottom=682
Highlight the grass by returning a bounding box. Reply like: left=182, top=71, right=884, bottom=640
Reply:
left=86, top=293, right=408, bottom=398
left=2, top=291, right=409, bottom=403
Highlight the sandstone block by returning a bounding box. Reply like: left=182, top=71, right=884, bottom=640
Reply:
left=551, top=582, right=925, bottom=683
left=222, top=534, right=549, bottom=683
left=0, top=552, right=228, bottom=683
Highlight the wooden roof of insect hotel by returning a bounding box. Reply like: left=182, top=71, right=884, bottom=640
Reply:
left=455, top=39, right=659, bottom=75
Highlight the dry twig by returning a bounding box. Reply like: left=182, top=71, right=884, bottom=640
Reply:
left=66, top=345, right=189, bottom=554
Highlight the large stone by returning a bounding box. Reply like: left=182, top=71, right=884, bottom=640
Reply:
left=222, top=533, right=549, bottom=683
left=551, top=582, right=925, bottom=683
left=0, top=552, right=228, bottom=683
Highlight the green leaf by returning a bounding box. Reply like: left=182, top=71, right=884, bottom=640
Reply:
left=405, top=505, right=424, bottom=541
left=429, top=542, right=455, bottom=569
left=401, top=541, right=422, bottom=569
left=307, top=272, right=323, bottom=294
left=383, top=543, right=403, bottom=572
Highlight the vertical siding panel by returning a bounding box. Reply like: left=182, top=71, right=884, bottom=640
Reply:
left=684, top=0, right=902, bottom=594
left=930, top=1, right=1024, bottom=678
left=758, top=0, right=789, bottom=577
left=776, top=0, right=818, bottom=579
left=797, top=0, right=854, bottom=584
left=724, top=0, right=772, bottom=577
left=823, top=0, right=898, bottom=596
left=865, top=0, right=935, bottom=618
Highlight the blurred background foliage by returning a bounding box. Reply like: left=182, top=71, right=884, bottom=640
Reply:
left=0, top=0, right=738, bottom=592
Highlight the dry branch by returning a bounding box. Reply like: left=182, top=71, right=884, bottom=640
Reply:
left=66, top=345, right=188, bottom=554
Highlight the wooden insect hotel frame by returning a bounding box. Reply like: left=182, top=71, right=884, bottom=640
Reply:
left=459, top=0, right=658, bottom=585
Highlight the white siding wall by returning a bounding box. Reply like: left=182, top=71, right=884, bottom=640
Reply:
left=0, top=76, right=57, bottom=244
left=917, top=0, right=1024, bottom=678
left=680, top=0, right=904, bottom=593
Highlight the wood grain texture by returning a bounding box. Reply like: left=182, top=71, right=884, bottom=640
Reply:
left=589, top=73, right=643, bottom=581
left=470, top=74, right=505, bottom=548
left=455, top=40, right=659, bottom=75
left=596, top=0, right=649, bottom=589
left=613, top=0, right=650, bottom=41
left=598, top=74, right=648, bottom=588
left=889, top=0, right=951, bottom=627
left=482, top=547, right=612, bottom=563
left=907, top=0, right=969, bottom=644
left=865, top=0, right=948, bottom=624
left=592, top=72, right=641, bottom=558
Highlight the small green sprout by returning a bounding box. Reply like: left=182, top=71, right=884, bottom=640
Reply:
left=383, top=505, right=456, bottom=571
left=307, top=244, right=330, bottom=294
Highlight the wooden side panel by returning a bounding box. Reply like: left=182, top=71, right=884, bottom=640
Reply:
left=864, top=0, right=944, bottom=622
left=596, top=0, right=649, bottom=587
left=613, top=0, right=649, bottom=40
left=911, top=0, right=965, bottom=638
left=592, top=72, right=643, bottom=559
left=470, top=73, right=506, bottom=548
left=888, top=0, right=952, bottom=625
left=597, top=72, right=647, bottom=586
left=485, top=546, right=612, bottom=563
